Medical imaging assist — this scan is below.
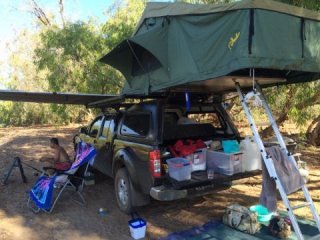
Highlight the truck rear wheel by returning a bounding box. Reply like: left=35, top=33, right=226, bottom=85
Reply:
left=115, top=168, right=133, bottom=214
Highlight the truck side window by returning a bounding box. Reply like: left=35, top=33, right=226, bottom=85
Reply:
left=89, top=116, right=103, bottom=138
left=121, top=113, right=150, bottom=137
left=101, top=118, right=111, bottom=138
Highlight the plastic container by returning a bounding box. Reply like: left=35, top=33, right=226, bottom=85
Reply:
left=166, top=158, right=192, bottom=181
left=128, top=216, right=147, bottom=239
left=185, top=148, right=207, bottom=172
left=222, top=140, right=240, bottom=153
left=249, top=205, right=273, bottom=222
left=240, top=136, right=262, bottom=171
left=207, top=150, right=242, bottom=175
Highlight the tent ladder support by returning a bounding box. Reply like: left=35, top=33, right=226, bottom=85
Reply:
left=235, top=82, right=320, bottom=240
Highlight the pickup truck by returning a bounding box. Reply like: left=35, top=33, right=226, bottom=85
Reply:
left=76, top=93, right=258, bottom=213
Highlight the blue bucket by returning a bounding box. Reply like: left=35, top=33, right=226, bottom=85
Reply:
left=128, top=213, right=147, bottom=239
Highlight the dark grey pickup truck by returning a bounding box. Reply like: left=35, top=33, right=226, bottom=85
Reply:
left=77, top=93, right=259, bottom=213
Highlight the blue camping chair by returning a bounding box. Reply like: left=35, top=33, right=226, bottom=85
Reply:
left=27, top=142, right=96, bottom=213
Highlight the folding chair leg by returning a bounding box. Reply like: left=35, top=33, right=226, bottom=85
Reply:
left=69, top=182, right=86, bottom=206
left=27, top=196, right=41, bottom=214
left=44, top=181, right=70, bottom=213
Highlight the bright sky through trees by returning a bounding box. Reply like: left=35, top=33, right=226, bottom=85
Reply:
left=0, top=0, right=114, bottom=63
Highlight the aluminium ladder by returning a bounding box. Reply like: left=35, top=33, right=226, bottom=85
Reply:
left=235, top=82, right=320, bottom=240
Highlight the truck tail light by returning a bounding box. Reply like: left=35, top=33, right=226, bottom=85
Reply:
left=149, top=150, right=161, bottom=178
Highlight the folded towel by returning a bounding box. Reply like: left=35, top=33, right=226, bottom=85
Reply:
left=260, top=146, right=304, bottom=212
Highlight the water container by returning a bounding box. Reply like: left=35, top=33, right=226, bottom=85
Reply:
left=240, top=136, right=262, bottom=171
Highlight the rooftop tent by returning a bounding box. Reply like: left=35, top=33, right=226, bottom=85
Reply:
left=100, top=0, right=320, bottom=95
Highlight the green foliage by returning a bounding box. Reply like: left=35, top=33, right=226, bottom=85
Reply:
left=175, top=0, right=233, bottom=3
left=0, top=0, right=145, bottom=126
left=102, top=0, right=146, bottom=48
left=34, top=21, right=121, bottom=94
left=0, top=0, right=319, bottom=130
left=275, top=0, right=320, bottom=10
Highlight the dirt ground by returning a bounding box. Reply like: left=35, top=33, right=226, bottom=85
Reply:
left=0, top=125, right=319, bottom=240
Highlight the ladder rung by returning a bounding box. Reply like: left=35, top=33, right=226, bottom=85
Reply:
left=309, top=234, right=320, bottom=240
left=292, top=203, right=311, bottom=210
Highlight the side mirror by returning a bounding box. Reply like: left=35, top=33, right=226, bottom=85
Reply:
left=79, top=127, right=88, bottom=134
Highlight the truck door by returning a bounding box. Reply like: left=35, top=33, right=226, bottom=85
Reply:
left=81, top=116, right=104, bottom=145
left=91, top=116, right=115, bottom=176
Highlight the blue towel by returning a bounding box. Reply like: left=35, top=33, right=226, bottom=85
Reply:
left=30, top=175, right=56, bottom=210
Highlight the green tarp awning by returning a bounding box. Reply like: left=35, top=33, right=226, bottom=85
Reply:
left=100, top=0, right=320, bottom=95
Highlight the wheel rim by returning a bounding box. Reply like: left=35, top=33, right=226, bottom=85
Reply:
left=118, top=178, right=128, bottom=206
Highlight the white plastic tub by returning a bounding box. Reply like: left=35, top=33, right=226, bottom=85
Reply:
left=185, top=148, right=207, bottom=172
left=207, top=150, right=242, bottom=175
left=166, top=158, right=192, bottom=181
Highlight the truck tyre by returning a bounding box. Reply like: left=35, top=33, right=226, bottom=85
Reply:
left=115, top=168, right=133, bottom=214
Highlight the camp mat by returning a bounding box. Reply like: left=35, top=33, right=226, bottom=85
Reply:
left=161, top=216, right=319, bottom=240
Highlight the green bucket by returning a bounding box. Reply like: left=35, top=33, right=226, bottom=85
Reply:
left=249, top=205, right=273, bottom=222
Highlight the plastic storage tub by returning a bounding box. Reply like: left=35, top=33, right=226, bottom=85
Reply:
left=207, top=150, right=242, bottom=175
left=185, top=148, right=207, bottom=172
left=166, top=158, right=192, bottom=181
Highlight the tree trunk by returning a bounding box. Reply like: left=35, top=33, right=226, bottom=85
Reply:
left=260, top=86, right=296, bottom=138
left=58, top=0, right=66, bottom=28
left=306, top=116, right=320, bottom=146
left=260, top=87, right=320, bottom=139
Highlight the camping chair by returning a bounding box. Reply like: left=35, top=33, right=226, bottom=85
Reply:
left=27, top=142, right=96, bottom=213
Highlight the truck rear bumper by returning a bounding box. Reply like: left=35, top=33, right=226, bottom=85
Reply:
left=150, top=186, right=187, bottom=201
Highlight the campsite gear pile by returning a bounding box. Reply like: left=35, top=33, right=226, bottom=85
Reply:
left=236, top=83, right=320, bottom=240
left=223, top=204, right=293, bottom=239
left=165, top=138, right=263, bottom=181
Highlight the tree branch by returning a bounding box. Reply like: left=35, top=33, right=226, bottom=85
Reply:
left=58, top=0, right=66, bottom=28
left=30, top=0, right=51, bottom=26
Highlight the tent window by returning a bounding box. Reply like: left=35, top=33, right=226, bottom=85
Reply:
left=131, top=43, right=161, bottom=76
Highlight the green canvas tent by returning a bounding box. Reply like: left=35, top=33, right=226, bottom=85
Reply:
left=100, top=0, right=320, bottom=95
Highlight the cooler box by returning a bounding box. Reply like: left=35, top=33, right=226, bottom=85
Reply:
left=207, top=150, right=242, bottom=176
left=185, top=148, right=207, bottom=172
left=166, top=158, right=192, bottom=181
